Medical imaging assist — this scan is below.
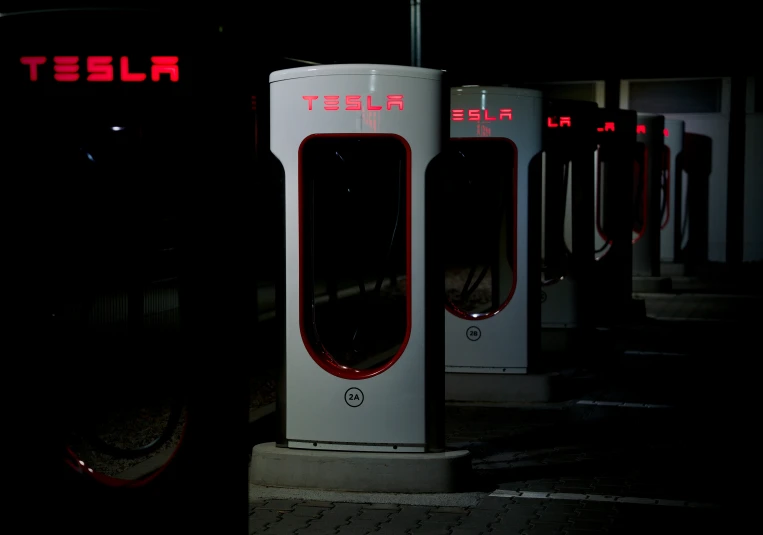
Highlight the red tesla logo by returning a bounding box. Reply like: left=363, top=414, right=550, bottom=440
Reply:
left=20, top=56, right=180, bottom=82
left=451, top=108, right=512, bottom=121
left=597, top=121, right=616, bottom=132
left=302, top=95, right=404, bottom=111
left=547, top=116, right=571, bottom=128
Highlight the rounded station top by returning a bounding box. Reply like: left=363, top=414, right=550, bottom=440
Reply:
left=451, top=86, right=542, bottom=98
left=269, top=64, right=444, bottom=84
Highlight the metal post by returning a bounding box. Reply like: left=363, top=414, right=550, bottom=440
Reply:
left=410, top=0, right=421, bottom=67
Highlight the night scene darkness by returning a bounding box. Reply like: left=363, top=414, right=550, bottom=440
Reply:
left=1, top=3, right=759, bottom=534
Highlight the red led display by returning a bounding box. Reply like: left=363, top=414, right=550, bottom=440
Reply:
left=20, top=56, right=180, bottom=82
left=597, top=121, right=616, bottom=132
left=451, top=109, right=512, bottom=122
left=636, top=125, right=646, bottom=134
left=362, top=111, right=380, bottom=132
left=547, top=116, right=571, bottom=128
left=476, top=124, right=491, bottom=137
left=663, top=128, right=669, bottom=137
left=302, top=95, right=404, bottom=111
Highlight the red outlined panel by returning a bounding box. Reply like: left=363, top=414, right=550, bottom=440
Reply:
left=632, top=143, right=649, bottom=244
left=298, top=134, right=412, bottom=380
left=444, top=137, right=518, bottom=321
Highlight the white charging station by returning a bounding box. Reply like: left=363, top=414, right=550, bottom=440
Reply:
left=251, top=65, right=471, bottom=495
left=632, top=113, right=665, bottom=279
left=539, top=99, right=597, bottom=337
left=445, top=86, right=542, bottom=375
left=269, top=64, right=445, bottom=453
left=660, top=119, right=685, bottom=263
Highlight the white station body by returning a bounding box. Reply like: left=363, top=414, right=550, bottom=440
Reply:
left=633, top=113, right=665, bottom=277
left=447, top=86, right=542, bottom=374
left=270, top=65, right=443, bottom=452
left=660, top=119, right=684, bottom=262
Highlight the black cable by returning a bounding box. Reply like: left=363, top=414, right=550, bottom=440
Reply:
left=541, top=160, right=570, bottom=285
left=594, top=240, right=611, bottom=255
left=351, top=157, right=404, bottom=351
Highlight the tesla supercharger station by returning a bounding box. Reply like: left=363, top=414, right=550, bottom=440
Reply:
left=592, top=109, right=638, bottom=326
left=539, top=99, right=597, bottom=351
left=660, top=119, right=685, bottom=264
left=270, top=65, right=446, bottom=453
left=445, top=86, right=542, bottom=376
left=632, top=113, right=665, bottom=279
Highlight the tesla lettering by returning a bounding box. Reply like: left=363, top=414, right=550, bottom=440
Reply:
left=547, top=116, right=571, bottom=128
left=451, top=108, right=512, bottom=121
left=19, top=56, right=180, bottom=82
left=302, top=95, right=404, bottom=111
left=597, top=121, right=616, bottom=132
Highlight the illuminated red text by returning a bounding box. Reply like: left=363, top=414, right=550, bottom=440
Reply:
left=547, top=116, right=571, bottom=128
left=302, top=95, right=404, bottom=111
left=597, top=121, right=616, bottom=132
left=663, top=128, right=669, bottom=137
left=451, top=108, right=512, bottom=121
left=476, top=124, right=491, bottom=137
left=19, top=56, right=180, bottom=82
left=636, top=125, right=646, bottom=134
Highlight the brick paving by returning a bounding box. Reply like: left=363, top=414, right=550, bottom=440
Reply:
left=249, top=382, right=733, bottom=535
left=249, top=495, right=725, bottom=535
left=248, top=292, right=747, bottom=535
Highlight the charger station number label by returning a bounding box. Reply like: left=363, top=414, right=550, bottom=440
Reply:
left=466, top=327, right=481, bottom=341
left=345, top=388, right=364, bottom=407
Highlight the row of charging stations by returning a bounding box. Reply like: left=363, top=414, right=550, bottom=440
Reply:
left=273, top=73, right=686, bottom=454
left=3, top=5, right=685, bottom=472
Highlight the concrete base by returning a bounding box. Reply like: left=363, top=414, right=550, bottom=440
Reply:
left=445, top=372, right=553, bottom=403
left=249, top=442, right=472, bottom=493
left=632, top=276, right=672, bottom=293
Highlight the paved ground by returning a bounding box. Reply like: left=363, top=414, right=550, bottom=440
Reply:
left=249, top=393, right=734, bottom=534
left=249, top=291, right=754, bottom=535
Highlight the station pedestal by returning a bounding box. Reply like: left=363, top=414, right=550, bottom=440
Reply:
left=444, top=369, right=596, bottom=404
left=249, top=443, right=471, bottom=493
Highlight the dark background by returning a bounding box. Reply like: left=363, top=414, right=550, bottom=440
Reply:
left=2, top=1, right=759, bottom=82
left=2, top=3, right=758, bottom=533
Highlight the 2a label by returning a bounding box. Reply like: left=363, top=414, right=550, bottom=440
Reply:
left=345, top=388, right=364, bottom=407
